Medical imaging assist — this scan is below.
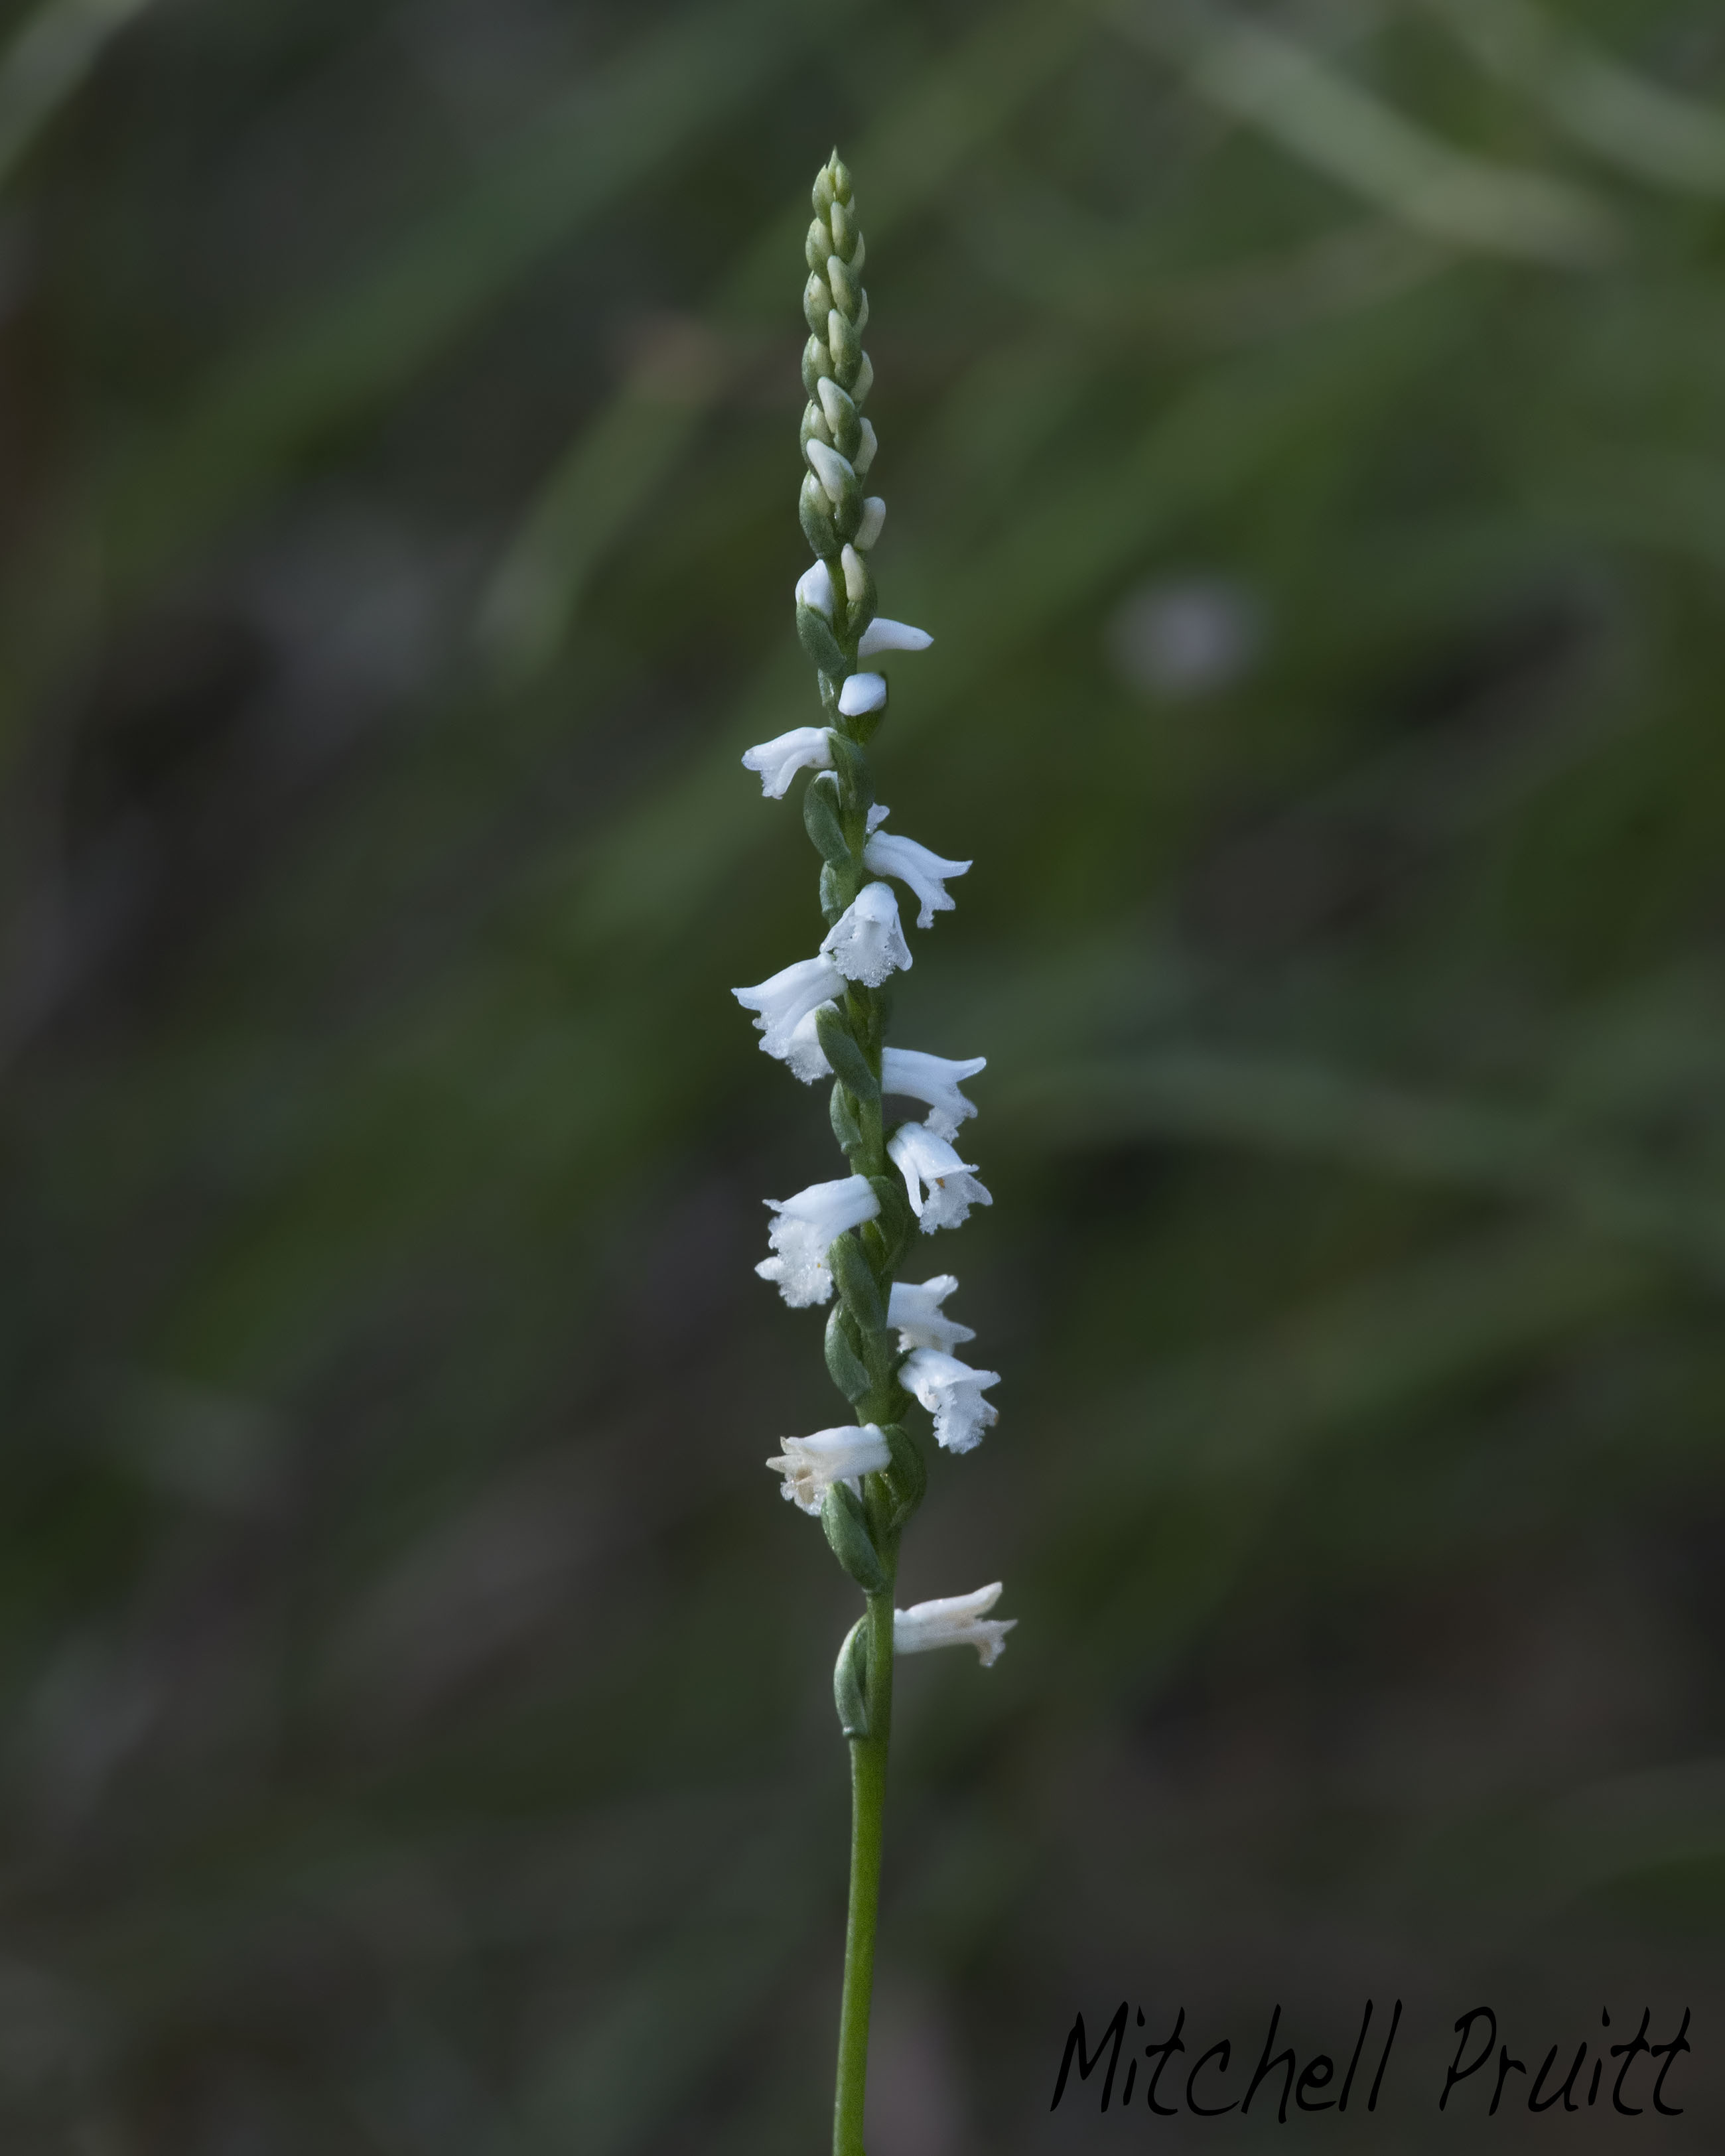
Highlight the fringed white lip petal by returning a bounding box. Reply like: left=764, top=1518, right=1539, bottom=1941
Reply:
left=900, top=1346, right=1000, bottom=1454
left=756, top=1174, right=880, bottom=1308
left=887, top=1121, right=991, bottom=1230
left=820, top=882, right=912, bottom=986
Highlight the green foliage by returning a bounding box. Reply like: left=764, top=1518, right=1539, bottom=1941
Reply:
left=0, top=0, right=1722, bottom=2148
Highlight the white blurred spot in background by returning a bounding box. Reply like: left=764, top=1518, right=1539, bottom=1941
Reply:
left=1107, top=575, right=1263, bottom=698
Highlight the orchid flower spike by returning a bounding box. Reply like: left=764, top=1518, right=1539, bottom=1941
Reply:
left=757, top=1174, right=880, bottom=1308
left=733, top=954, right=845, bottom=1073
left=888, top=1274, right=975, bottom=1355
left=887, top=1120, right=993, bottom=1231
left=899, top=1346, right=1000, bottom=1453
left=767, top=1424, right=891, bottom=1514
left=881, top=1047, right=985, bottom=1138
left=743, top=726, right=833, bottom=800
left=862, top=816, right=970, bottom=929
left=820, top=881, right=912, bottom=986
left=738, top=159, right=1020, bottom=2118
left=894, top=1582, right=1016, bottom=1667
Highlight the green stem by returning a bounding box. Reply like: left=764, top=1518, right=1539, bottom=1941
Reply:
left=833, top=1587, right=895, bottom=2156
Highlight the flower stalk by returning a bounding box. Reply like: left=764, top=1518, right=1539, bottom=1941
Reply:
left=733, top=150, right=1015, bottom=2156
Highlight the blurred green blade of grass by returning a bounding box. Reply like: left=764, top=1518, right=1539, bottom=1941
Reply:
left=1034, top=1225, right=1656, bottom=1706
left=1112, top=1, right=1621, bottom=264
left=0, top=0, right=153, bottom=190
left=1431, top=0, right=1725, bottom=196
left=1008, top=1047, right=1725, bottom=1283
left=963, top=172, right=1449, bottom=339
left=516, top=1836, right=816, bottom=2156
left=100, top=0, right=815, bottom=586
left=1073, top=1225, right=1650, bottom=1503
left=478, top=0, right=1108, bottom=680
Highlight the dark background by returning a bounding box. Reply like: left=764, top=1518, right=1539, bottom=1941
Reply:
left=0, top=0, right=1722, bottom=2147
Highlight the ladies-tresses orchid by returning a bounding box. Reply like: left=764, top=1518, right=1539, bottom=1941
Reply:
left=732, top=954, right=845, bottom=1069
left=732, top=157, right=1019, bottom=2147
left=880, top=1047, right=985, bottom=1137
left=862, top=813, right=969, bottom=927
left=887, top=1120, right=992, bottom=1231
left=742, top=725, right=833, bottom=800
left=766, top=1424, right=892, bottom=1514
left=893, top=1582, right=1016, bottom=1667
left=820, top=881, right=912, bottom=986
left=757, top=1174, right=880, bottom=1308
left=899, top=1346, right=1000, bottom=1453
left=887, top=1274, right=975, bottom=1355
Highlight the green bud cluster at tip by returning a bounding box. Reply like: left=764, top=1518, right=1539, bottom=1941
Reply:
left=797, top=153, right=884, bottom=739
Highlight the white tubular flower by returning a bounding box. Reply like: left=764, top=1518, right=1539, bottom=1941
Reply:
left=863, top=823, right=971, bottom=929
left=766, top=1424, right=890, bottom=1514
left=795, top=559, right=835, bottom=617
left=742, top=726, right=832, bottom=800
left=894, top=1582, right=1016, bottom=1667
left=732, top=954, right=845, bottom=1066
left=757, top=1174, right=880, bottom=1308
left=881, top=1047, right=985, bottom=1138
left=855, top=497, right=886, bottom=549
left=888, top=1120, right=992, bottom=1232
left=900, top=1346, right=1000, bottom=1453
left=820, top=881, right=912, bottom=986
left=858, top=617, right=933, bottom=658
left=888, top=1274, right=975, bottom=1354
left=854, top=418, right=878, bottom=474
left=837, top=672, right=887, bottom=718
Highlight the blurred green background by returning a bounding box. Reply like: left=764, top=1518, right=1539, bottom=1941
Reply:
left=1, top=0, right=1723, bottom=2147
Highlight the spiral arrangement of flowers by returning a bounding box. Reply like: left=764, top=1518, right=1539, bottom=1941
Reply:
left=731, top=151, right=1014, bottom=2153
